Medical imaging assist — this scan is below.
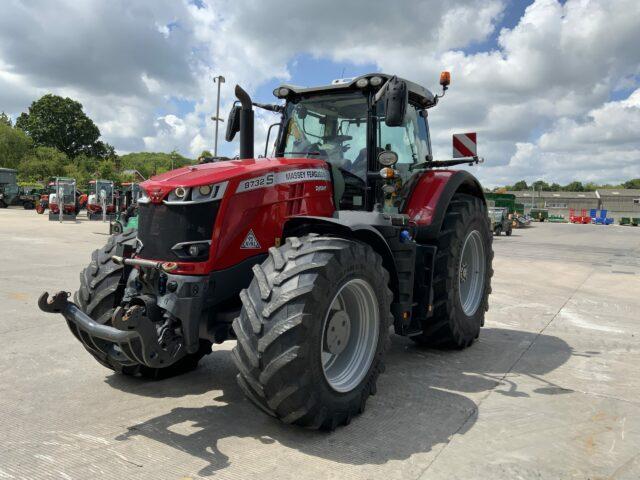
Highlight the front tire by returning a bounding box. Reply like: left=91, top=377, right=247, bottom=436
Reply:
left=232, top=235, right=392, bottom=429
left=74, top=230, right=210, bottom=379
left=412, top=194, right=493, bottom=348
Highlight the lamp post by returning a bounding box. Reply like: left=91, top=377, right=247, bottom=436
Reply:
left=212, top=75, right=225, bottom=156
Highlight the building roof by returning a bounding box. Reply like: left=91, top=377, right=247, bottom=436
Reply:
left=539, top=191, right=599, bottom=199
left=504, top=190, right=599, bottom=199
left=0, top=167, right=17, bottom=173
left=596, top=189, right=640, bottom=197
left=275, top=73, right=437, bottom=108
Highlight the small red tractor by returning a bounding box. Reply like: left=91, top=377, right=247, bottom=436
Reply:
left=86, top=179, right=116, bottom=220
left=40, top=73, right=493, bottom=429
left=44, top=177, right=78, bottom=221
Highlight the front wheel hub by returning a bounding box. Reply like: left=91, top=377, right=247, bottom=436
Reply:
left=324, top=310, right=351, bottom=355
left=321, top=278, right=379, bottom=393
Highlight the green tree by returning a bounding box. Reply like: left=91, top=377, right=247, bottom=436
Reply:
left=623, top=178, right=640, bottom=189
left=510, top=180, right=529, bottom=191
left=0, top=123, right=33, bottom=170
left=0, top=112, right=11, bottom=127
left=15, top=94, right=100, bottom=158
left=532, top=180, right=550, bottom=191
left=17, top=146, right=67, bottom=182
left=563, top=181, right=585, bottom=192
left=119, top=151, right=193, bottom=178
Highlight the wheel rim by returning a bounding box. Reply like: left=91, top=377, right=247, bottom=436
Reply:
left=458, top=230, right=486, bottom=316
left=321, top=278, right=379, bottom=393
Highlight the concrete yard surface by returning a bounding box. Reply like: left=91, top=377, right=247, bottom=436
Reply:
left=1, top=208, right=639, bottom=479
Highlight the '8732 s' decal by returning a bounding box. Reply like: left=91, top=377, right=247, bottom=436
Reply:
left=235, top=168, right=331, bottom=193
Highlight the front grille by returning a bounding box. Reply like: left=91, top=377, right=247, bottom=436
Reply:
left=137, top=201, right=219, bottom=261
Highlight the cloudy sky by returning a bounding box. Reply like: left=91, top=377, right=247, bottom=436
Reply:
left=1, top=0, right=639, bottom=186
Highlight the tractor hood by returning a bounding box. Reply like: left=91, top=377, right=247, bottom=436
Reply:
left=140, top=157, right=329, bottom=201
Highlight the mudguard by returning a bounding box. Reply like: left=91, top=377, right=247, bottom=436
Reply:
left=402, top=169, right=485, bottom=242
left=282, top=211, right=400, bottom=302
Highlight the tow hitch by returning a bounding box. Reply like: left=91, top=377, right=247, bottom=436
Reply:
left=38, top=291, right=185, bottom=368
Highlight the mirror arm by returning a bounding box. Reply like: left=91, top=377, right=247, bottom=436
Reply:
left=410, top=155, right=484, bottom=171
left=373, top=75, right=396, bottom=104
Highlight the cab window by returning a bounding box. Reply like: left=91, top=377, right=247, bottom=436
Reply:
left=377, top=104, right=429, bottom=179
left=281, top=92, right=369, bottom=180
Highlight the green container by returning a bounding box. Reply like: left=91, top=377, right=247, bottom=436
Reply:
left=530, top=208, right=549, bottom=222
left=620, top=217, right=631, bottom=225
left=485, top=193, right=516, bottom=214
left=633, top=218, right=640, bottom=226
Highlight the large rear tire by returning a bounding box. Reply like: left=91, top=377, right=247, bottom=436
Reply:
left=232, top=235, right=392, bottom=429
left=412, top=194, right=493, bottom=348
left=74, top=230, right=210, bottom=379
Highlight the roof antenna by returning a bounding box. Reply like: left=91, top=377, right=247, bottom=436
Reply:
left=340, top=67, right=345, bottom=78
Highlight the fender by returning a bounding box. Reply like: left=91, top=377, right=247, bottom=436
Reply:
left=403, top=169, right=485, bottom=242
left=282, top=212, right=400, bottom=303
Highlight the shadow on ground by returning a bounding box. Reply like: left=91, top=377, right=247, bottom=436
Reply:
left=109, top=327, right=578, bottom=476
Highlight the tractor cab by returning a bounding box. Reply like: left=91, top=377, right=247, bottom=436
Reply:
left=227, top=74, right=453, bottom=215
left=47, top=177, right=77, bottom=221
left=119, top=182, right=141, bottom=211
left=0, top=167, right=19, bottom=209
left=87, top=179, right=116, bottom=220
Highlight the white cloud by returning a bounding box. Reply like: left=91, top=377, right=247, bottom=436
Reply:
left=479, top=89, right=640, bottom=184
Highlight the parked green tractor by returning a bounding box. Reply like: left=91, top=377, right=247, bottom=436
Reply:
left=109, top=183, right=141, bottom=234
left=488, top=207, right=512, bottom=236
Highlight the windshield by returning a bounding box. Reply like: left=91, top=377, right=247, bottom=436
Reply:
left=95, top=180, right=114, bottom=202
left=56, top=181, right=76, bottom=204
left=282, top=92, right=369, bottom=179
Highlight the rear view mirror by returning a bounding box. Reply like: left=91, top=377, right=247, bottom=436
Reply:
left=384, top=77, right=407, bottom=127
left=225, top=105, right=241, bottom=142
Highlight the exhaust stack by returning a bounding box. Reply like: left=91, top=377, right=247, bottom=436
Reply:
left=235, top=85, right=254, bottom=159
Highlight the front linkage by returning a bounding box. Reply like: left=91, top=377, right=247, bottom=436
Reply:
left=38, top=291, right=179, bottom=368
left=38, top=246, right=209, bottom=370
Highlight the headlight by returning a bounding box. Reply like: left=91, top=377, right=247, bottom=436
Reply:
left=273, top=87, right=290, bottom=98
left=379, top=167, right=396, bottom=179
left=370, top=76, right=383, bottom=86
left=355, top=78, right=369, bottom=88
left=165, top=181, right=228, bottom=205
left=378, top=150, right=399, bottom=166
left=167, top=186, right=191, bottom=203
left=198, top=185, right=212, bottom=196
left=174, top=187, right=187, bottom=198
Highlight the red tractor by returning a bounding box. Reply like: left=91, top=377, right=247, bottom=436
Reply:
left=86, top=179, right=116, bottom=220
left=45, top=177, right=78, bottom=221
left=40, top=73, right=493, bottom=429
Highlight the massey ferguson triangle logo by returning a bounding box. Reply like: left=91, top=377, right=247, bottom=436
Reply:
left=149, top=187, right=166, bottom=203
left=241, top=229, right=261, bottom=249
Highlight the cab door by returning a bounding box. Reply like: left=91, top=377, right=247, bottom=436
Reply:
left=376, top=103, right=431, bottom=182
